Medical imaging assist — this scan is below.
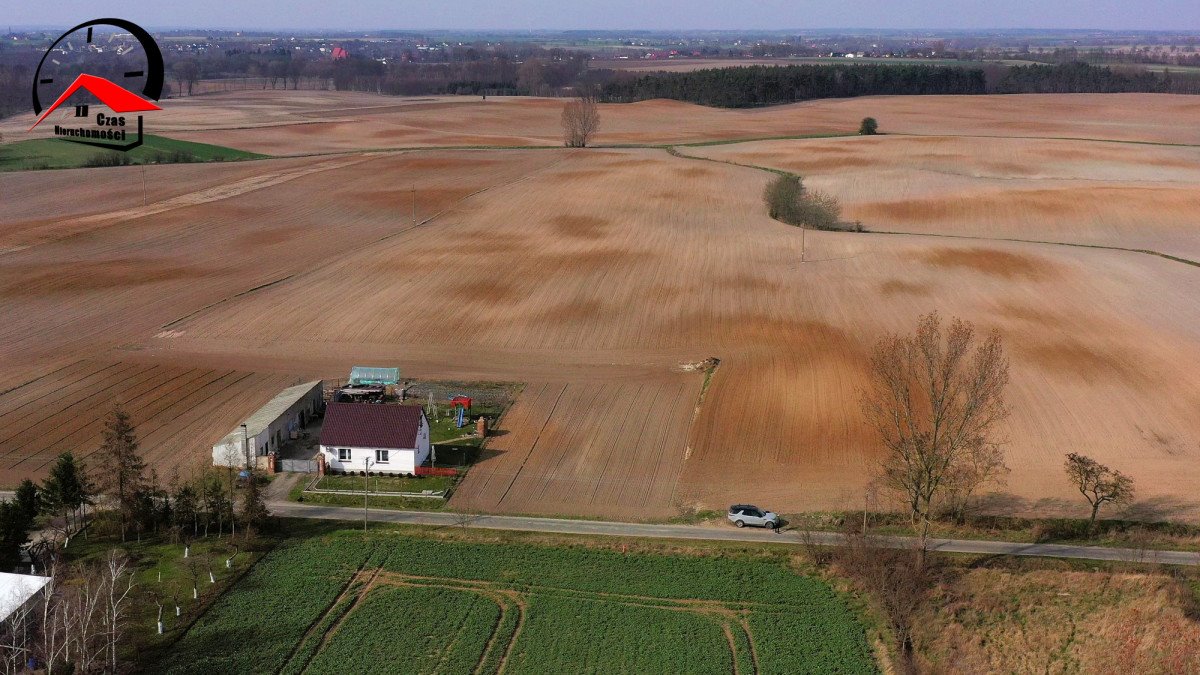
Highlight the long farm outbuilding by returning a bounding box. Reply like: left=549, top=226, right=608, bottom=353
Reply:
left=212, top=380, right=324, bottom=469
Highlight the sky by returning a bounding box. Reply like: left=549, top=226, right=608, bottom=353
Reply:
left=6, top=0, right=1200, bottom=32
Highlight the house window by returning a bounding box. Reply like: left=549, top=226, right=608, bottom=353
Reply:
left=337, top=448, right=351, bottom=462
left=375, top=449, right=389, bottom=464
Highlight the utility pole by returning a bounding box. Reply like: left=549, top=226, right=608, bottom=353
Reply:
left=363, top=456, right=373, bottom=531
left=241, top=424, right=250, bottom=470
left=411, top=183, right=416, bottom=226
left=801, top=224, right=807, bottom=263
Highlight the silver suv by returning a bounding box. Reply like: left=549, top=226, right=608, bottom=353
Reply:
left=727, top=504, right=779, bottom=529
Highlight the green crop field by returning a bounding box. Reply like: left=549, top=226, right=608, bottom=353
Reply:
left=160, top=527, right=877, bottom=674
left=0, top=133, right=265, bottom=171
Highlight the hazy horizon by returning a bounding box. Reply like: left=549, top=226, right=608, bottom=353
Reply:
left=5, top=0, right=1200, bottom=32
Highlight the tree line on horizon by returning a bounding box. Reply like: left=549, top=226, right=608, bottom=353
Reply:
left=598, top=61, right=1200, bottom=107
left=3, top=49, right=1200, bottom=122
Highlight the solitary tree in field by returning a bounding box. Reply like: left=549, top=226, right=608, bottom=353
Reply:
left=562, top=95, right=601, bottom=147
left=97, top=403, right=147, bottom=541
left=860, top=312, right=1010, bottom=565
left=859, top=117, right=879, bottom=135
left=1064, top=452, right=1135, bottom=533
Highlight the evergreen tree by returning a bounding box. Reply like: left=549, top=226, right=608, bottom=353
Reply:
left=239, top=472, right=270, bottom=534
left=0, top=501, right=28, bottom=570
left=173, top=483, right=200, bottom=539
left=13, top=478, right=39, bottom=528
left=201, top=473, right=227, bottom=537
left=97, top=403, right=147, bottom=540
left=41, top=452, right=93, bottom=544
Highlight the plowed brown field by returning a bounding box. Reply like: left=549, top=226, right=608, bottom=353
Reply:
left=3, top=91, right=1198, bottom=522
left=687, top=135, right=1200, bottom=259
left=451, top=377, right=701, bottom=519
left=0, top=359, right=297, bottom=484
left=0, top=149, right=560, bottom=482
left=14, top=90, right=1196, bottom=154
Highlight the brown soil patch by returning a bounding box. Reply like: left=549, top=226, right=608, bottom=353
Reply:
left=879, top=280, right=932, bottom=296
left=239, top=225, right=308, bottom=247
left=549, top=214, right=611, bottom=240
left=1019, top=338, right=1148, bottom=385
left=921, top=248, right=1059, bottom=280
left=1, top=259, right=214, bottom=296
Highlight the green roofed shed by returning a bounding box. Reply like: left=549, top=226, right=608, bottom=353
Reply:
left=349, top=366, right=400, bottom=386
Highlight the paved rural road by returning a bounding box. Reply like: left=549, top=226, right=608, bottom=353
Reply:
left=269, top=500, right=1200, bottom=567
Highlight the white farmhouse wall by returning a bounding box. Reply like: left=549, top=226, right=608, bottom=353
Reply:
left=320, top=446, right=421, bottom=474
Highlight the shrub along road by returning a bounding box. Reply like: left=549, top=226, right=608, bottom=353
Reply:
left=268, top=498, right=1200, bottom=567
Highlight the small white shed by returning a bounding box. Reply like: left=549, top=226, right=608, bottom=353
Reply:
left=213, top=380, right=324, bottom=469
left=318, top=403, right=430, bottom=474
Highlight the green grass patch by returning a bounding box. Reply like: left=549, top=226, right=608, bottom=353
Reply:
left=752, top=609, right=877, bottom=673
left=0, top=133, right=265, bottom=171
left=61, top=520, right=267, bottom=657
left=294, top=490, right=450, bottom=512
left=314, top=473, right=455, bottom=494
left=158, top=526, right=877, bottom=674
left=508, top=594, right=731, bottom=674
left=428, top=412, right=484, bottom=445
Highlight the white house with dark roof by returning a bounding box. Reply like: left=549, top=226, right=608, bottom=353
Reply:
left=318, top=403, right=430, bottom=474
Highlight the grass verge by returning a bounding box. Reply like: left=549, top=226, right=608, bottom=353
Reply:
left=0, top=133, right=266, bottom=171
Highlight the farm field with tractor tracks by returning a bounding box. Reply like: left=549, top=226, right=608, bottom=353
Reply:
left=160, top=526, right=877, bottom=675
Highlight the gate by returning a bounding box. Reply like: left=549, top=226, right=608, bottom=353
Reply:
left=279, top=458, right=318, bottom=473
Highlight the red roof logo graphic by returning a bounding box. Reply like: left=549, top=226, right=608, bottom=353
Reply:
left=29, top=73, right=161, bottom=131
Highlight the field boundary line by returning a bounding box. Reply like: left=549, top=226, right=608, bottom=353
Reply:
left=161, top=276, right=296, bottom=329
left=894, top=131, right=1200, bottom=149
left=867, top=228, right=1200, bottom=268
left=666, top=145, right=1200, bottom=270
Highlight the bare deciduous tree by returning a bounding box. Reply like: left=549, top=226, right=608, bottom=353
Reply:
left=0, top=587, right=35, bottom=674
left=561, top=95, right=600, bottom=148
left=1064, top=452, right=1135, bottom=533
left=103, top=551, right=135, bottom=672
left=834, top=533, right=931, bottom=673
left=860, top=311, right=1010, bottom=564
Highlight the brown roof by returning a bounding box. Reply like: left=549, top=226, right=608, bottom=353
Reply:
left=320, top=403, right=424, bottom=449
